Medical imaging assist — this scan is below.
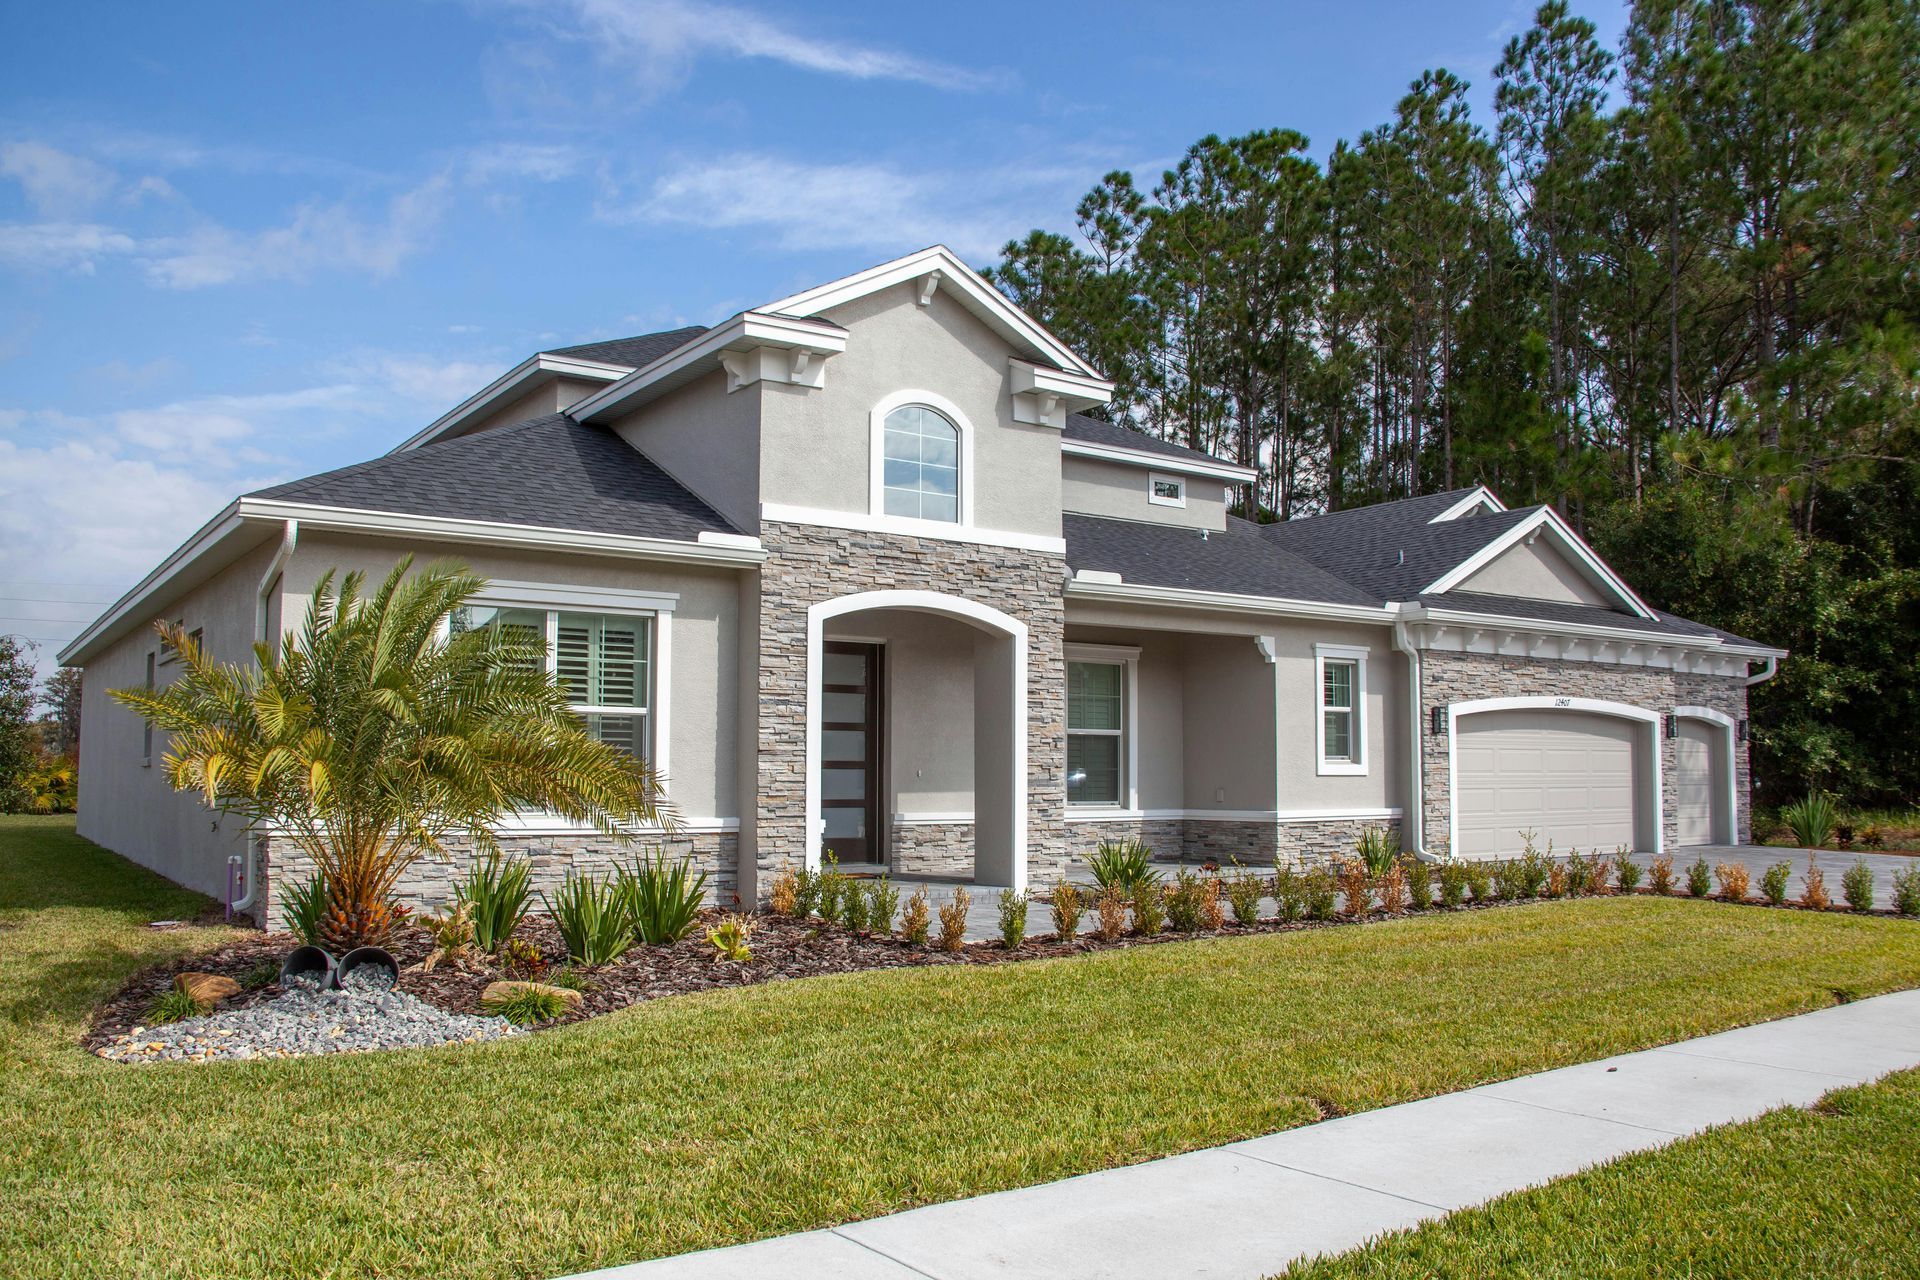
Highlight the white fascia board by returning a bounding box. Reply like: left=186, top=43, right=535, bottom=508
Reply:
left=1064, top=576, right=1391, bottom=625
left=59, top=502, right=250, bottom=665
left=391, top=353, right=632, bottom=453
left=1403, top=602, right=1786, bottom=658
left=1426, top=485, right=1508, bottom=522
left=571, top=312, right=847, bottom=424
left=1421, top=506, right=1657, bottom=619
left=759, top=245, right=1101, bottom=379
left=1010, top=359, right=1114, bottom=406
left=236, top=498, right=768, bottom=568
left=1060, top=438, right=1258, bottom=484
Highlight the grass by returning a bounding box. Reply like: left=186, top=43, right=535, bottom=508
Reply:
left=1280, top=1068, right=1920, bottom=1279
left=4, top=814, right=1920, bottom=1279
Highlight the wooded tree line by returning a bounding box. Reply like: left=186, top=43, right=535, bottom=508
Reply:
left=987, top=0, right=1918, bottom=810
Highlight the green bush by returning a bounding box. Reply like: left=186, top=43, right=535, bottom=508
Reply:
left=997, top=889, right=1028, bottom=949
left=280, top=873, right=330, bottom=945
left=1517, top=850, right=1550, bottom=898
left=481, top=984, right=569, bottom=1026
left=1761, top=860, right=1793, bottom=906
left=793, top=865, right=821, bottom=920
left=1049, top=879, right=1083, bottom=937
left=935, top=888, right=969, bottom=952
left=1088, top=839, right=1160, bottom=893
left=148, top=988, right=204, bottom=1024
left=1462, top=860, right=1492, bottom=903
left=841, top=878, right=872, bottom=934
left=546, top=966, right=592, bottom=992
left=618, top=853, right=708, bottom=944
left=1302, top=866, right=1337, bottom=922
left=1615, top=855, right=1644, bottom=894
left=1354, top=826, right=1401, bottom=877
left=705, top=914, right=753, bottom=963
left=1686, top=856, right=1713, bottom=898
left=817, top=856, right=847, bottom=926
left=1491, top=859, right=1521, bottom=902
left=867, top=878, right=899, bottom=937
left=1224, top=868, right=1265, bottom=925
left=1437, top=860, right=1467, bottom=908
left=1893, top=866, right=1920, bottom=917
left=542, top=873, right=631, bottom=966
left=900, top=887, right=930, bottom=945
left=240, top=960, right=279, bottom=991
left=456, top=852, right=533, bottom=953
left=1563, top=851, right=1589, bottom=899
left=1841, top=859, right=1875, bottom=912
left=1782, top=792, right=1839, bottom=850
left=1130, top=883, right=1167, bottom=935
left=1272, top=861, right=1304, bottom=922
left=1405, top=859, right=1432, bottom=910
left=1166, top=870, right=1207, bottom=931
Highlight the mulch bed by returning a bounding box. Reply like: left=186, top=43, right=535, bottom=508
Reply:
left=82, top=888, right=1911, bottom=1055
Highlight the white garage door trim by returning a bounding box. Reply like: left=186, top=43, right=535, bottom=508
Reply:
left=1674, top=705, right=1738, bottom=846
left=1447, top=695, right=1664, bottom=859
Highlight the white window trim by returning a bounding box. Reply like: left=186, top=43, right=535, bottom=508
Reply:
left=1147, top=472, right=1187, bottom=508
left=1315, top=642, right=1369, bottom=777
left=1066, top=641, right=1140, bottom=811
left=868, top=388, right=975, bottom=529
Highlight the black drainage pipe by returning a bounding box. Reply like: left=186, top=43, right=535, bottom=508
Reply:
left=336, top=946, right=400, bottom=991
left=280, top=944, right=338, bottom=989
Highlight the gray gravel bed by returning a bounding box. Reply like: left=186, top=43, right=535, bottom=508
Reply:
left=97, top=968, right=518, bottom=1065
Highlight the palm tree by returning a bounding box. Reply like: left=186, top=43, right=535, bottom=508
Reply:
left=113, top=558, right=672, bottom=950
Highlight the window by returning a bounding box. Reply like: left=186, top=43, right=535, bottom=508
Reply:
left=1066, top=643, right=1139, bottom=807
left=1315, top=643, right=1369, bottom=776
left=453, top=605, right=653, bottom=761
left=1149, top=473, right=1186, bottom=507
left=881, top=404, right=960, bottom=522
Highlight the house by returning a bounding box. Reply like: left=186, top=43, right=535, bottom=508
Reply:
left=60, top=246, right=1784, bottom=926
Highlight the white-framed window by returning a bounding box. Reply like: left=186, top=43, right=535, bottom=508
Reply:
left=1066, top=642, right=1140, bottom=808
left=1148, top=473, right=1186, bottom=507
left=868, top=389, right=974, bottom=528
left=1315, top=643, right=1369, bottom=776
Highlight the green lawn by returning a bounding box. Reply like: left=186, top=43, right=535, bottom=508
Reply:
left=1281, top=1068, right=1920, bottom=1279
left=5, top=814, right=1920, bottom=1280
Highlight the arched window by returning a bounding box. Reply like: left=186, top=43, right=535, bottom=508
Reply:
left=881, top=404, right=960, bottom=522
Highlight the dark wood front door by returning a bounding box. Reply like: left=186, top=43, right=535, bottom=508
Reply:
left=821, top=641, right=884, bottom=864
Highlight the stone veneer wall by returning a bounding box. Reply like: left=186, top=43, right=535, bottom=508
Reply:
left=262, top=830, right=738, bottom=932
left=748, top=520, right=1068, bottom=903
left=1418, top=649, right=1751, bottom=858
left=888, top=821, right=977, bottom=877
left=1063, top=816, right=1402, bottom=869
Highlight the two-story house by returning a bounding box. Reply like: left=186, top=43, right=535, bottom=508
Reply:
left=61, top=246, right=1783, bottom=925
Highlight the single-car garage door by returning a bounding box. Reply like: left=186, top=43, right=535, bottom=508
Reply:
left=1673, top=718, right=1728, bottom=845
left=1455, top=709, right=1643, bottom=858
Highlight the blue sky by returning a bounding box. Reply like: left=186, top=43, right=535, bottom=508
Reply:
left=0, top=0, right=1628, bottom=681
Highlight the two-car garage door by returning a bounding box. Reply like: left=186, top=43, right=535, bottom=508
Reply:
left=1454, top=709, right=1643, bottom=859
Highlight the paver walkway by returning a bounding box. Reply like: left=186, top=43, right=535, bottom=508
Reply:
left=567, top=987, right=1920, bottom=1280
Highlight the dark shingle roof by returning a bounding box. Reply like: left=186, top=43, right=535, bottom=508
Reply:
left=1065, top=514, right=1377, bottom=606
left=252, top=413, right=739, bottom=540
left=1063, top=414, right=1245, bottom=470
left=1265, top=504, right=1537, bottom=601
left=547, top=326, right=709, bottom=368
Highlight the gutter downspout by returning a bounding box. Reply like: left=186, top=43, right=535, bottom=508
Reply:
left=1745, top=655, right=1779, bottom=687
left=229, top=518, right=298, bottom=919
left=1390, top=616, right=1428, bottom=859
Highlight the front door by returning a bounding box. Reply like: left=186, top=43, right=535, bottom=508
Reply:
left=821, top=641, right=884, bottom=864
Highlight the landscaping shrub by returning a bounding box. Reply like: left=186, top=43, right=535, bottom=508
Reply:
left=1198, top=877, right=1226, bottom=930
left=1336, top=858, right=1372, bottom=917
left=1375, top=860, right=1407, bottom=913
left=1648, top=854, right=1676, bottom=895
left=817, top=857, right=847, bottom=925
left=1860, top=824, right=1889, bottom=851
left=1303, top=865, right=1338, bottom=921
left=935, top=888, right=970, bottom=953
left=1842, top=859, right=1876, bottom=912
left=1892, top=865, right=1920, bottom=918
left=768, top=863, right=799, bottom=916
left=240, top=960, right=278, bottom=991
left=1834, top=821, right=1857, bottom=851
left=1545, top=861, right=1570, bottom=899
left=1517, top=847, right=1551, bottom=898
left=1438, top=860, right=1467, bottom=908
left=281, top=872, right=330, bottom=946
left=618, top=853, right=708, bottom=944
left=705, top=914, right=753, bottom=963
left=1273, top=861, right=1305, bottom=922
left=1714, top=861, right=1752, bottom=901
left=793, top=864, right=821, bottom=920
left=1224, top=868, right=1265, bottom=925
left=900, top=887, right=931, bottom=946
left=867, top=878, right=899, bottom=937
left=1584, top=854, right=1612, bottom=896
left=1089, top=839, right=1159, bottom=893
left=1491, top=858, right=1521, bottom=902
left=542, top=872, right=631, bottom=965
left=481, top=984, right=568, bottom=1026
left=840, top=878, right=872, bottom=934
left=503, top=937, right=544, bottom=974
left=1686, top=856, right=1713, bottom=898
left=997, top=889, right=1028, bottom=949
left=1354, top=825, right=1401, bottom=877
left=1761, top=860, right=1793, bottom=905
left=1093, top=886, right=1128, bottom=941
left=419, top=901, right=477, bottom=971
left=1782, top=792, right=1839, bottom=849
left=1562, top=851, right=1587, bottom=898
left=1129, top=883, right=1166, bottom=935
left=1803, top=855, right=1831, bottom=910
left=148, top=988, right=204, bottom=1024
left=1462, top=859, right=1491, bottom=904
left=1405, top=858, right=1432, bottom=911
left=546, top=966, right=591, bottom=992
left=455, top=851, right=533, bottom=953
left=1048, top=880, right=1083, bottom=937
left=1615, top=855, right=1644, bottom=894
left=1166, top=871, right=1206, bottom=931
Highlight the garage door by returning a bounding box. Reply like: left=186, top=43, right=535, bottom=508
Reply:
left=1673, top=719, right=1725, bottom=845
left=1455, top=709, right=1641, bottom=858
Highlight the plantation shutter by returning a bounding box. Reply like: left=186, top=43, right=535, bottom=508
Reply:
left=557, top=612, right=650, bottom=760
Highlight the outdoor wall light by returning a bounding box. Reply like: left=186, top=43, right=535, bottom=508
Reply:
left=1430, top=706, right=1446, bottom=736
left=1664, top=714, right=1679, bottom=739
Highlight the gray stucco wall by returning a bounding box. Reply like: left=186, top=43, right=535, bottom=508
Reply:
left=610, top=367, right=763, bottom=533
left=1266, top=622, right=1408, bottom=815
left=462, top=375, right=605, bottom=438
left=1061, top=456, right=1228, bottom=531
left=1457, top=539, right=1611, bottom=606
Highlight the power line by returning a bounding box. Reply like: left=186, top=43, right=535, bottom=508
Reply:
left=0, top=596, right=115, bottom=606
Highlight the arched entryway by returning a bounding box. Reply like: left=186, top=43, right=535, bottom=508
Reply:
left=804, top=590, right=1029, bottom=891
left=1673, top=705, right=1736, bottom=846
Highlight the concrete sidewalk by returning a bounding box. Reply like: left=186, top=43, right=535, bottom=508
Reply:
left=568, top=988, right=1920, bottom=1280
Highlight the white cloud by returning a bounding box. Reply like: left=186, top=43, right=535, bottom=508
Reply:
left=460, top=141, right=585, bottom=184
left=487, top=0, right=1005, bottom=97
left=606, top=152, right=1066, bottom=259
left=350, top=354, right=503, bottom=409
left=0, top=221, right=137, bottom=274
left=1, top=141, right=120, bottom=217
